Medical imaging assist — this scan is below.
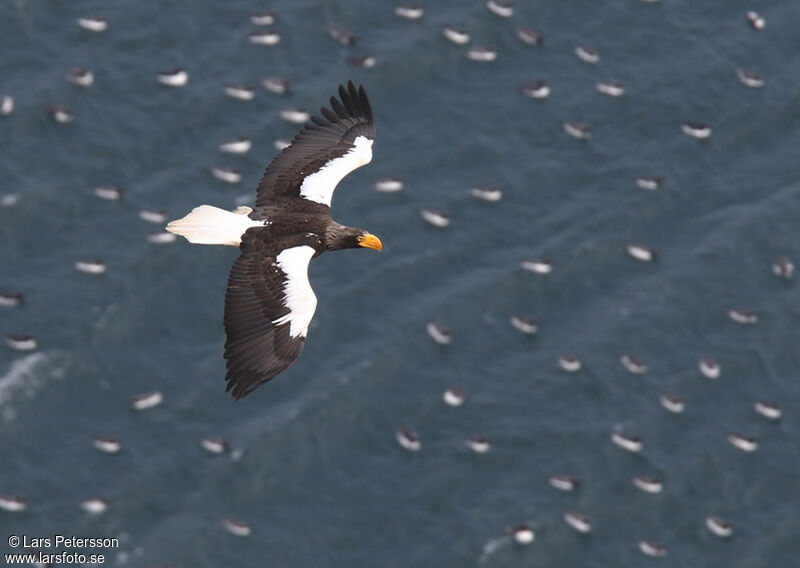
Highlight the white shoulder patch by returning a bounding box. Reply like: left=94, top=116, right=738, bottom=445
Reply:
left=298, top=135, right=373, bottom=206
left=271, top=245, right=318, bottom=338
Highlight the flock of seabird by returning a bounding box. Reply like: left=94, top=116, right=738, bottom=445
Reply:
left=0, top=0, right=792, bottom=562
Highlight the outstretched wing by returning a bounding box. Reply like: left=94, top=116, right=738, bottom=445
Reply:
left=254, top=81, right=376, bottom=209
left=223, top=231, right=319, bottom=400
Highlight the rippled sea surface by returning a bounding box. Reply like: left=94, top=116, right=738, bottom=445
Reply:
left=2, top=1, right=800, bottom=566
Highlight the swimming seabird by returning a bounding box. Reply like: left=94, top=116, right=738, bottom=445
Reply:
left=621, top=354, right=647, bottom=374
left=201, top=436, right=229, bottom=454
left=329, top=26, right=358, bottom=46
left=746, top=11, right=765, bottom=30
left=218, top=138, right=252, bottom=155
left=273, top=138, right=291, bottom=151
left=211, top=167, right=242, bottom=184
left=249, top=31, right=281, bottom=45
left=511, top=525, right=535, bottom=544
left=564, top=512, right=592, bottom=533
left=632, top=475, right=663, bottom=494
left=77, top=16, right=107, bottom=32
left=224, top=85, right=255, bottom=101
left=636, top=176, right=662, bottom=191
left=521, top=80, right=550, bottom=99
left=659, top=394, right=684, bottom=414
left=421, top=208, right=451, bottom=227
left=575, top=45, right=599, bottom=63
left=373, top=177, right=404, bottom=192
left=521, top=259, right=552, bottom=273
left=131, top=391, right=163, bottom=411
left=627, top=244, right=657, bottom=262
left=1, top=194, right=20, bottom=207
left=94, top=185, right=124, bottom=200
left=279, top=107, right=311, bottom=124
left=737, top=69, right=764, bottom=88
left=0, top=496, right=26, bottom=512
left=516, top=28, right=543, bottom=45
left=47, top=105, right=74, bottom=124
left=347, top=54, right=376, bottom=68
left=596, top=81, right=625, bottom=97
left=487, top=0, right=514, bottom=17
left=396, top=428, right=421, bottom=451
left=139, top=209, right=169, bottom=224
left=147, top=231, right=177, bottom=244
left=471, top=185, right=502, bottom=202
left=699, top=358, right=720, bottom=379
left=0, top=95, right=13, bottom=116
left=75, top=259, right=107, bottom=274
left=728, top=433, right=757, bottom=452
left=638, top=541, right=667, bottom=557
left=262, top=77, right=291, bottom=94
left=509, top=315, right=537, bottom=335
left=442, top=26, right=470, bottom=45
left=563, top=121, right=591, bottom=140
left=6, top=334, right=37, bottom=351
left=80, top=498, right=108, bottom=515
left=754, top=401, right=781, bottom=420
left=250, top=12, right=277, bottom=26
left=728, top=309, right=757, bottom=325
left=681, top=122, right=711, bottom=139
left=611, top=432, right=643, bottom=453
left=92, top=437, right=122, bottom=453
left=395, top=4, right=424, bottom=20
left=557, top=354, right=582, bottom=372
left=426, top=322, right=452, bottom=345
left=166, top=83, right=381, bottom=399
left=466, top=436, right=491, bottom=453
left=222, top=517, right=252, bottom=537
left=443, top=386, right=466, bottom=407
left=548, top=475, right=579, bottom=491
left=772, top=256, right=794, bottom=278
left=467, top=47, right=498, bottom=62
left=0, top=292, right=23, bottom=308
left=157, top=69, right=188, bottom=87
left=65, top=68, right=95, bottom=87
left=706, top=515, right=733, bottom=538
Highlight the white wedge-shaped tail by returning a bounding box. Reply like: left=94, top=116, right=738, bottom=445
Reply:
left=166, top=205, right=263, bottom=246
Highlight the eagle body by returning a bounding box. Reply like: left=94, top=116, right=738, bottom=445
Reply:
left=167, top=82, right=380, bottom=399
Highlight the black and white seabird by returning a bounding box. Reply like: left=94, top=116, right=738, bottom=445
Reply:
left=219, top=138, right=252, bottom=154
left=596, top=81, right=625, bottom=97
left=65, top=68, right=95, bottom=87
left=75, top=259, right=107, bottom=274
left=509, top=315, right=537, bottom=334
left=633, top=475, right=663, bottom=494
left=727, top=433, right=757, bottom=452
left=511, top=525, right=535, bottom=544
left=443, top=386, right=466, bottom=407
left=0, top=292, right=23, bottom=308
left=329, top=26, right=358, bottom=46
left=77, top=16, right=108, bottom=32
left=249, top=31, right=281, bottom=45
left=273, top=139, right=291, bottom=151
left=421, top=208, right=451, bottom=227
left=563, top=121, right=591, bottom=140
left=575, top=45, right=599, bottom=63
left=442, top=26, right=470, bottom=45
left=754, top=401, right=781, bottom=420
left=639, top=540, right=667, bottom=557
left=737, top=69, right=764, bottom=88
left=92, top=437, right=122, bottom=453
left=201, top=436, right=229, bottom=454
left=225, top=85, right=255, bottom=101
left=466, top=436, right=491, bottom=453
left=251, top=12, right=277, bottom=26
left=148, top=231, right=176, bottom=244
left=471, top=185, right=502, bottom=202
left=516, top=28, right=543, bottom=45
left=772, top=256, right=794, bottom=279
left=139, top=209, right=169, bottom=224
left=373, top=177, right=404, bottom=192
left=94, top=185, right=124, bottom=200
left=167, top=83, right=381, bottom=400
left=728, top=309, right=757, bottom=325
left=467, top=47, right=498, bottom=62
left=426, top=322, right=452, bottom=345
left=262, top=77, right=291, bottom=94
left=659, top=394, right=684, bottom=414
left=0, top=496, right=26, bottom=512
left=548, top=475, right=579, bottom=491
left=699, top=357, right=720, bottom=379
left=223, top=517, right=252, bottom=537
left=636, top=176, right=662, bottom=191
left=211, top=167, right=242, bottom=184
left=79, top=498, right=108, bottom=515
left=746, top=11, right=765, bottom=30
left=157, top=68, right=188, bottom=87
left=0, top=95, right=13, bottom=116
left=706, top=515, right=733, bottom=538
left=521, top=259, right=552, bottom=273
left=395, top=4, right=424, bottom=20
left=347, top=54, right=377, bottom=68
left=396, top=428, right=421, bottom=451
left=279, top=107, right=311, bottom=124
left=557, top=354, right=582, bottom=372
left=131, top=391, right=163, bottom=411
left=621, top=353, right=647, bottom=374
left=47, top=105, right=74, bottom=123
left=627, top=244, right=657, bottom=262
left=682, top=122, right=711, bottom=139
left=487, top=0, right=514, bottom=17
left=521, top=80, right=550, bottom=99
left=6, top=335, right=37, bottom=351
left=611, top=432, right=643, bottom=453
left=564, top=512, right=592, bottom=533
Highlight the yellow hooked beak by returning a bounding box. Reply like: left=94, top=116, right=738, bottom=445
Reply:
left=358, top=233, right=383, bottom=251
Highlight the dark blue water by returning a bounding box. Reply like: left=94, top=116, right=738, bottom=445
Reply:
left=2, top=1, right=800, bottom=566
